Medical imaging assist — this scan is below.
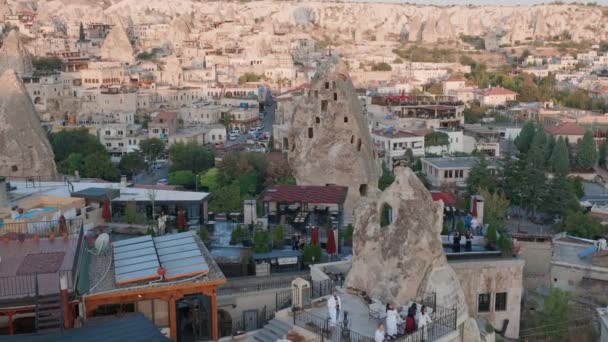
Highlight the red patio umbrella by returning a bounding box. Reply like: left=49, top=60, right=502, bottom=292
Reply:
left=471, top=199, right=478, bottom=217
left=177, top=209, right=187, bottom=231
left=326, top=228, right=337, bottom=255
left=102, top=197, right=112, bottom=222
left=311, top=227, right=319, bottom=245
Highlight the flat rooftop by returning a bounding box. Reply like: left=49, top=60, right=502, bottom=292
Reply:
left=0, top=236, right=79, bottom=298
left=83, top=229, right=225, bottom=295
left=422, top=157, right=479, bottom=169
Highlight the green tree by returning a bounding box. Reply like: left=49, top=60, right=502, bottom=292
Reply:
left=456, top=219, right=466, bottom=234
left=199, top=167, right=222, bottom=192
left=541, top=288, right=573, bottom=340
left=169, top=170, right=196, bottom=189
left=378, top=162, right=395, bottom=191
left=561, top=210, right=607, bottom=238
left=79, top=22, right=85, bottom=42
left=198, top=227, right=210, bottom=245
left=238, top=72, right=263, bottom=84
left=521, top=140, right=549, bottom=216
left=576, top=130, right=597, bottom=171
left=209, top=182, right=242, bottom=214
left=463, top=101, right=486, bottom=124
left=169, top=142, right=215, bottom=174
left=273, top=224, right=285, bottom=248
left=118, top=152, right=147, bottom=179
left=32, top=57, right=64, bottom=71
left=82, top=152, right=120, bottom=181
left=550, top=137, right=570, bottom=175
left=238, top=170, right=259, bottom=196
left=139, top=138, right=165, bottom=166
left=424, top=131, right=450, bottom=153
left=544, top=134, right=556, bottom=162
left=50, top=129, right=106, bottom=162
left=253, top=229, right=272, bottom=253
left=515, top=121, right=535, bottom=154
left=466, top=156, right=497, bottom=195
left=599, top=140, right=608, bottom=167
left=371, top=62, right=392, bottom=71
left=486, top=225, right=497, bottom=244
left=542, top=174, right=580, bottom=217
left=303, top=244, right=322, bottom=264
left=58, top=153, right=84, bottom=175
left=480, top=189, right=510, bottom=231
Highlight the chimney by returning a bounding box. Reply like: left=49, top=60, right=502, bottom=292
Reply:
left=120, top=175, right=128, bottom=188
left=0, top=177, right=8, bottom=208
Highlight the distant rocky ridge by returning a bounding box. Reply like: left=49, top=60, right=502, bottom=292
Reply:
left=8, top=0, right=607, bottom=45
left=0, top=69, right=58, bottom=179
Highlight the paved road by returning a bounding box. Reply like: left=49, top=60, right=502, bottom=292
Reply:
left=134, top=164, right=170, bottom=185
left=226, top=94, right=276, bottom=147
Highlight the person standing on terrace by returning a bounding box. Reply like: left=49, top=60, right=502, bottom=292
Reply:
left=327, top=289, right=342, bottom=326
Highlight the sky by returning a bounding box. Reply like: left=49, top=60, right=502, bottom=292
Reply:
left=338, top=0, right=608, bottom=5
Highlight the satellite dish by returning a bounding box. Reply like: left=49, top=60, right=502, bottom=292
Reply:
left=95, top=233, right=110, bottom=252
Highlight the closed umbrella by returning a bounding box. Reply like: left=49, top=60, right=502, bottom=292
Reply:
left=58, top=215, right=67, bottom=234
left=471, top=199, right=478, bottom=218
left=311, top=227, right=319, bottom=245
left=326, top=228, right=336, bottom=255
left=102, top=197, right=112, bottom=222
left=177, top=209, right=187, bottom=231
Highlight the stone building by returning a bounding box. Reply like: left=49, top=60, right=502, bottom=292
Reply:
left=288, top=59, right=380, bottom=215
left=0, top=70, right=58, bottom=179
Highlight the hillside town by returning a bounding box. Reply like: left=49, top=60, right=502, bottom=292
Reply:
left=1, top=1, right=608, bottom=342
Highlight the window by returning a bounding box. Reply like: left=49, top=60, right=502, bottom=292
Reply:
left=478, top=293, right=491, bottom=312
left=334, top=93, right=338, bottom=101
left=11, top=165, right=18, bottom=172
left=153, top=129, right=159, bottom=134
left=444, top=170, right=449, bottom=178
left=106, top=143, right=112, bottom=147
left=105, top=130, right=111, bottom=135
left=359, top=184, right=367, bottom=197
left=118, top=142, right=124, bottom=147
left=357, top=138, right=362, bottom=151
left=325, top=82, right=329, bottom=89
left=118, top=130, right=123, bottom=135
left=316, top=117, right=320, bottom=124
left=381, top=203, right=392, bottom=227
left=351, top=135, right=354, bottom=144
left=314, top=90, right=318, bottom=98
left=459, top=170, right=464, bottom=178
left=344, top=116, right=348, bottom=123
left=321, top=100, right=328, bottom=112
left=448, top=170, right=453, bottom=178
left=495, top=292, right=507, bottom=311
left=308, top=127, right=313, bottom=138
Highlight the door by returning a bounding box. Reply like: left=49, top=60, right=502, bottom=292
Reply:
left=243, top=309, right=258, bottom=332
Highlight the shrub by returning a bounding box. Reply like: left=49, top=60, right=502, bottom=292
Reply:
left=230, top=224, right=248, bottom=245
left=371, top=62, right=392, bottom=71
left=253, top=229, right=272, bottom=253
left=497, top=231, right=512, bottom=255
left=273, top=224, right=285, bottom=248
left=486, top=225, right=497, bottom=244
left=199, top=227, right=210, bottom=245
left=456, top=219, right=466, bottom=234
left=303, top=244, right=322, bottom=264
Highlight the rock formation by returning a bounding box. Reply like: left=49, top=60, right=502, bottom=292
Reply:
left=0, top=70, right=58, bottom=179
left=288, top=59, right=380, bottom=215
left=346, top=167, right=477, bottom=336
left=0, top=30, right=33, bottom=77
left=0, top=0, right=11, bottom=19
left=99, top=21, right=134, bottom=64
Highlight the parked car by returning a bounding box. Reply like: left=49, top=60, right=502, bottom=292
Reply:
left=157, top=178, right=169, bottom=185
left=228, top=132, right=238, bottom=141
left=256, top=123, right=265, bottom=131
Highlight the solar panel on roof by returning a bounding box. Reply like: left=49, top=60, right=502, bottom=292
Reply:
left=113, top=235, right=161, bottom=285
left=153, top=232, right=209, bottom=280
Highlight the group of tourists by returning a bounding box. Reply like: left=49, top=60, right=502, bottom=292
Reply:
left=292, top=233, right=306, bottom=250
left=452, top=229, right=473, bottom=252
left=375, top=303, right=432, bottom=341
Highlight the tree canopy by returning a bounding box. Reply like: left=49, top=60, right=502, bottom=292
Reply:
left=139, top=138, right=165, bottom=165
left=575, top=130, right=597, bottom=171
left=550, top=137, right=570, bottom=175
left=169, top=142, right=215, bottom=174
left=118, top=152, right=147, bottom=179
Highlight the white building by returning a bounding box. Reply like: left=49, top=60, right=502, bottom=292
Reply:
left=372, top=128, right=425, bottom=166
left=98, top=123, right=145, bottom=160
left=474, top=87, right=518, bottom=107
left=421, top=157, right=483, bottom=188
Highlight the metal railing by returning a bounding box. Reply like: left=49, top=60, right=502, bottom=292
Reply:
left=0, top=274, right=38, bottom=299
left=394, top=305, right=458, bottom=342
left=293, top=309, right=374, bottom=342
left=218, top=274, right=312, bottom=295
left=0, top=218, right=82, bottom=238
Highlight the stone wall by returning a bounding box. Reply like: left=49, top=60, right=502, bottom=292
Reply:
left=517, top=240, right=552, bottom=290
left=450, top=258, right=524, bottom=339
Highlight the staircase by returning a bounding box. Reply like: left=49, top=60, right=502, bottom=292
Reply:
left=35, top=293, right=63, bottom=333
left=253, top=319, right=293, bottom=342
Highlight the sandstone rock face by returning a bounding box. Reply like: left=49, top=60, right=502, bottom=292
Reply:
left=99, top=22, right=134, bottom=64
left=0, top=70, right=58, bottom=179
left=346, top=167, right=468, bottom=323
left=30, top=1, right=608, bottom=44
left=0, top=0, right=11, bottom=19
left=288, top=59, right=380, bottom=214
left=0, top=30, right=33, bottom=77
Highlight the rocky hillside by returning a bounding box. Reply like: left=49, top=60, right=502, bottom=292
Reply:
left=10, top=0, right=608, bottom=45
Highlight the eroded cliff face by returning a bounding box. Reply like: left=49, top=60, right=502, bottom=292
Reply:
left=0, top=30, right=33, bottom=76
left=287, top=59, right=380, bottom=214
left=99, top=21, right=134, bottom=64
left=0, top=70, right=58, bottom=179
left=346, top=167, right=471, bottom=327
left=10, top=1, right=607, bottom=45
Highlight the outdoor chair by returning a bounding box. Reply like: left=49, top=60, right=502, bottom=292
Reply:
left=87, top=233, right=110, bottom=256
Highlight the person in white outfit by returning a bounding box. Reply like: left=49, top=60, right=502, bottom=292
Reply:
left=385, top=303, right=401, bottom=338
left=374, top=322, right=385, bottom=342
left=418, top=305, right=432, bottom=341
left=327, top=290, right=342, bottom=326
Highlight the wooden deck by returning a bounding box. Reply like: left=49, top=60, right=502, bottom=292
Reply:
left=0, top=236, right=79, bottom=297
